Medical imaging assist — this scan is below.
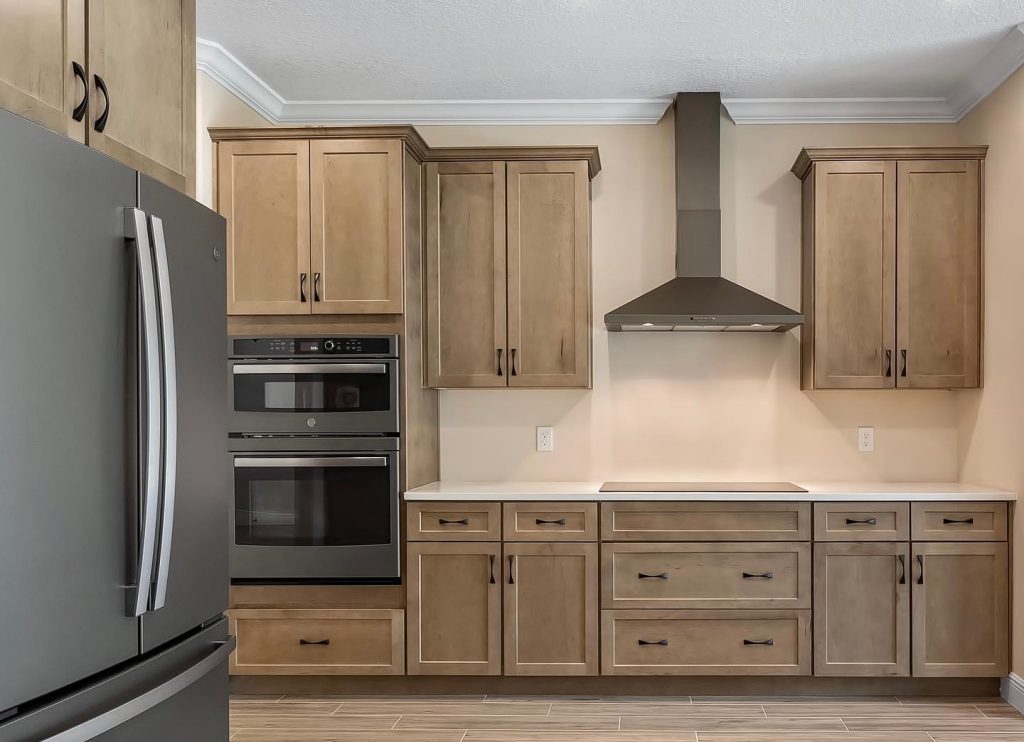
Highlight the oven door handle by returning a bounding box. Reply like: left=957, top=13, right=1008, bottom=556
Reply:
left=233, top=456, right=389, bottom=468
left=231, top=363, right=387, bottom=375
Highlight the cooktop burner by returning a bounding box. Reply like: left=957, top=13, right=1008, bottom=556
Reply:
left=599, top=481, right=807, bottom=493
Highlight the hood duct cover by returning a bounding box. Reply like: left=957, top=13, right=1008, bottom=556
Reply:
left=604, top=92, right=803, bottom=332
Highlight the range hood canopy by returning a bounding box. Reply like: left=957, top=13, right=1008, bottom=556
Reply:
left=604, top=92, right=803, bottom=333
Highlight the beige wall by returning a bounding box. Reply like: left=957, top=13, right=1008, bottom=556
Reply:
left=957, top=66, right=1024, bottom=673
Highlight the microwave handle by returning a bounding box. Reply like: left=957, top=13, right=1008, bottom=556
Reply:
left=232, top=363, right=387, bottom=375
left=233, top=456, right=389, bottom=468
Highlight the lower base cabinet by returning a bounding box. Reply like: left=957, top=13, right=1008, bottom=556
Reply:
left=601, top=610, right=811, bottom=675
left=228, top=609, right=405, bottom=675
left=504, top=542, right=599, bottom=676
left=813, top=542, right=910, bottom=676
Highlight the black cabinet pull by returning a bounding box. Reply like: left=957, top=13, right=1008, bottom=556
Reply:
left=508, top=555, right=515, bottom=585
left=71, top=62, right=87, bottom=121
left=638, top=572, right=669, bottom=580
left=313, top=272, right=321, bottom=302
left=536, top=518, right=566, bottom=525
left=743, top=639, right=774, bottom=646
left=845, top=517, right=877, bottom=525
left=438, top=518, right=469, bottom=525
left=942, top=517, right=975, bottom=525
left=898, top=554, right=906, bottom=585
left=299, top=638, right=330, bottom=646
left=916, top=554, right=924, bottom=585
left=900, top=349, right=908, bottom=377
left=884, top=349, right=892, bottom=377
left=510, top=348, right=518, bottom=376
left=93, top=74, right=109, bottom=132
left=299, top=272, right=307, bottom=302
left=742, top=572, right=774, bottom=580
left=496, top=348, right=504, bottom=376
left=488, top=554, right=495, bottom=584
left=638, top=639, right=668, bottom=646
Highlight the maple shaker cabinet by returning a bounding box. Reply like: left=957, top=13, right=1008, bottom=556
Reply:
left=792, top=147, right=985, bottom=390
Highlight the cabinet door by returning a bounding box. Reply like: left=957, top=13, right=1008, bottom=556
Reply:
left=86, top=0, right=195, bottom=194
left=507, top=161, right=591, bottom=387
left=218, top=140, right=311, bottom=315
left=811, top=161, right=896, bottom=388
left=424, top=162, right=507, bottom=388
left=897, top=160, right=981, bottom=388
left=407, top=542, right=501, bottom=675
left=813, top=543, right=909, bottom=676
left=310, top=139, right=404, bottom=314
left=504, top=542, right=598, bottom=676
left=912, top=542, right=1008, bottom=677
left=0, top=0, right=85, bottom=141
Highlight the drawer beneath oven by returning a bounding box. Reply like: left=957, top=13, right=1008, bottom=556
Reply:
left=228, top=608, right=404, bottom=675
left=407, top=502, right=501, bottom=541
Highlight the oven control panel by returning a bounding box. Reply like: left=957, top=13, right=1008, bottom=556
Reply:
left=231, top=336, right=398, bottom=358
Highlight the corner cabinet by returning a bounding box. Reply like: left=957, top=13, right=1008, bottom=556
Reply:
left=792, top=147, right=985, bottom=390
left=424, top=159, right=594, bottom=388
left=0, top=0, right=195, bottom=194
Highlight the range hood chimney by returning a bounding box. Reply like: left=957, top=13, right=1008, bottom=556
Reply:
left=604, top=92, right=803, bottom=332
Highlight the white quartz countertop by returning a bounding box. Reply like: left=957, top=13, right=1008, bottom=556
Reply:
left=404, top=481, right=1015, bottom=502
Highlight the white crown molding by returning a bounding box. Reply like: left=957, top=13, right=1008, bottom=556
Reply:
left=198, top=25, right=1024, bottom=126
left=1002, top=672, right=1024, bottom=715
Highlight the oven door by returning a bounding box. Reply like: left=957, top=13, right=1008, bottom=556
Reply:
left=229, top=359, right=399, bottom=434
left=230, top=450, right=400, bottom=580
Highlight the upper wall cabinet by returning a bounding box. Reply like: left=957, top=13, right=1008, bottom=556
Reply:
left=425, top=159, right=593, bottom=388
left=793, top=147, right=986, bottom=390
left=0, top=0, right=195, bottom=194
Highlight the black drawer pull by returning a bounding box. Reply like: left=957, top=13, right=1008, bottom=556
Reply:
left=916, top=554, right=924, bottom=585
left=508, top=555, right=515, bottom=585
left=942, top=517, right=975, bottom=525
left=638, top=572, right=669, bottom=580
left=742, top=572, right=774, bottom=580
left=638, top=639, right=668, bottom=646
left=299, top=638, right=330, bottom=646
left=438, top=518, right=469, bottom=525
left=743, top=639, right=774, bottom=646
left=845, top=517, right=877, bottom=525
left=71, top=61, right=88, bottom=121
left=536, top=518, right=566, bottom=525
left=93, top=74, right=110, bottom=132
left=898, top=554, right=906, bottom=585
left=488, top=554, right=495, bottom=584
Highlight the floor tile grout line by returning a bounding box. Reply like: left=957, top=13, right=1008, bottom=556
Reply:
left=458, top=731, right=468, bottom=742
left=391, top=714, right=401, bottom=730
left=840, top=716, right=850, bottom=732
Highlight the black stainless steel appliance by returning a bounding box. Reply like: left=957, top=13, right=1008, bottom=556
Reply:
left=228, top=336, right=401, bottom=582
left=0, top=108, right=230, bottom=740
left=229, top=335, right=399, bottom=435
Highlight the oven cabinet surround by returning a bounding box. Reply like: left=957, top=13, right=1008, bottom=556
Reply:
left=791, top=147, right=986, bottom=390
left=423, top=160, right=593, bottom=389
left=0, top=0, right=196, bottom=194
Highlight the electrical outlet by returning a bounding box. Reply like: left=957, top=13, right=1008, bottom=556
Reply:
left=536, top=426, right=554, bottom=452
left=858, top=426, right=874, bottom=453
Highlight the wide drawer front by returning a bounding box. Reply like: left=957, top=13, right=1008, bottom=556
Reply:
left=503, top=502, right=598, bottom=541
left=814, top=503, right=910, bottom=541
left=601, top=502, right=811, bottom=541
left=602, top=543, right=811, bottom=609
left=229, top=609, right=404, bottom=675
left=406, top=502, right=501, bottom=541
left=911, top=502, right=1007, bottom=541
left=601, top=610, right=811, bottom=675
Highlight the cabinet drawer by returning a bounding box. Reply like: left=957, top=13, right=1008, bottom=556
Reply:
left=911, top=502, right=1007, bottom=541
left=600, top=502, right=810, bottom=541
left=228, top=609, right=404, bottom=675
left=602, top=543, right=810, bottom=609
left=406, top=502, right=501, bottom=541
left=601, top=610, right=810, bottom=675
left=814, top=503, right=909, bottom=541
left=503, top=502, right=598, bottom=541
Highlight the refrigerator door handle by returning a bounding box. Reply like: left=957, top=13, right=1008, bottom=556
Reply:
left=124, top=208, right=162, bottom=618
left=148, top=215, right=177, bottom=611
left=40, top=636, right=236, bottom=741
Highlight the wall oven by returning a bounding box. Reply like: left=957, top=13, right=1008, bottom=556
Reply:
left=229, top=335, right=401, bottom=582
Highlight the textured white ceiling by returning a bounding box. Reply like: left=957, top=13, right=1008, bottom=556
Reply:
left=197, top=0, right=1024, bottom=101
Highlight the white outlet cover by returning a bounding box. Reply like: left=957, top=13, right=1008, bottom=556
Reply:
left=858, top=426, right=874, bottom=453
left=536, top=426, right=554, bottom=452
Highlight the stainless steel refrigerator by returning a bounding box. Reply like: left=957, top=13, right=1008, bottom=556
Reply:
left=0, top=106, right=230, bottom=740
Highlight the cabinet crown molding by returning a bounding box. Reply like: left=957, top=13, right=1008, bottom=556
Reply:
left=791, top=145, right=988, bottom=179
left=209, top=125, right=601, bottom=178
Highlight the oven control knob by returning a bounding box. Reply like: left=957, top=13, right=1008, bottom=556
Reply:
left=323, top=340, right=336, bottom=352
left=306, top=417, right=317, bottom=428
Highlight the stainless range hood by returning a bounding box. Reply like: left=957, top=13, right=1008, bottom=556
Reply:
left=604, top=93, right=803, bottom=332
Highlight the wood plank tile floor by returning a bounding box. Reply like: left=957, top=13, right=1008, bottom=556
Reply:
left=230, top=695, right=1024, bottom=741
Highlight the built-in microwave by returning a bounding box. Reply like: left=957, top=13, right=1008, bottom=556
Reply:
left=228, top=336, right=399, bottom=435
